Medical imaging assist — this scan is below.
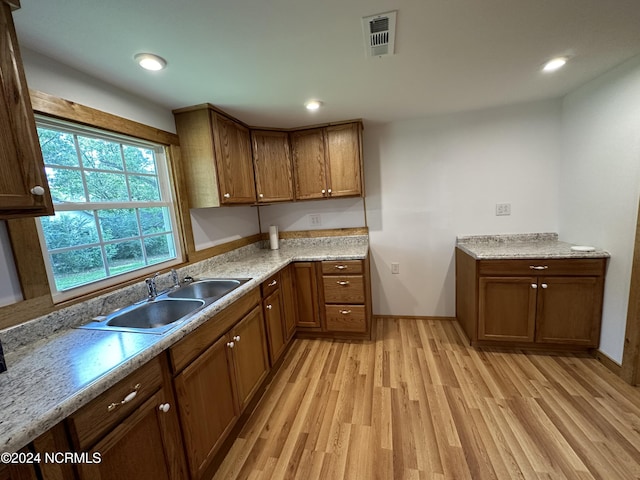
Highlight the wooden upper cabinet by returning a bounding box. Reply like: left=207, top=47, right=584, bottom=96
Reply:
left=211, top=112, right=256, bottom=204
left=291, top=128, right=327, bottom=200
left=0, top=1, right=54, bottom=219
left=291, top=122, right=363, bottom=200
left=173, top=105, right=256, bottom=207
left=251, top=130, right=293, bottom=203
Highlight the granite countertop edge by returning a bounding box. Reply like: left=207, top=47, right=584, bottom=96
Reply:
left=0, top=238, right=368, bottom=453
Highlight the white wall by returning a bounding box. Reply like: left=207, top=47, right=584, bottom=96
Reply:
left=191, top=207, right=260, bottom=250
left=258, top=197, right=366, bottom=233
left=21, top=48, right=176, bottom=133
left=365, top=100, right=562, bottom=317
left=559, top=55, right=640, bottom=364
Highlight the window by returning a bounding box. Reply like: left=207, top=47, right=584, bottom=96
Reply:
left=35, top=117, right=182, bottom=301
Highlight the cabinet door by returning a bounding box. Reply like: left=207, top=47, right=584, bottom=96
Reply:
left=325, top=123, right=362, bottom=198
left=293, top=262, right=321, bottom=328
left=280, top=264, right=297, bottom=340
left=535, top=276, right=603, bottom=346
left=76, top=390, right=186, bottom=480
left=478, top=277, right=536, bottom=342
left=230, top=306, right=269, bottom=411
left=291, top=128, right=327, bottom=200
left=251, top=130, right=293, bottom=202
left=0, top=3, right=53, bottom=218
left=174, top=335, right=238, bottom=479
left=212, top=112, right=256, bottom=204
left=263, top=289, right=286, bottom=365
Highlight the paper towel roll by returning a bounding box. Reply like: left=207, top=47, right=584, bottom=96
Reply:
left=269, top=225, right=279, bottom=250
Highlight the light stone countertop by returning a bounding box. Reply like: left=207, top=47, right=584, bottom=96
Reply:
left=456, top=233, right=610, bottom=260
left=0, top=236, right=368, bottom=453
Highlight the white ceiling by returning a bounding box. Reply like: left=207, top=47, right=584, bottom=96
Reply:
left=13, top=0, right=640, bottom=128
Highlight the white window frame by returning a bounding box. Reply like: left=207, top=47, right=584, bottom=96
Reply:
left=35, top=115, right=183, bottom=302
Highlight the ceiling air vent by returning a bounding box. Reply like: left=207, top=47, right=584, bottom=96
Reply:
left=362, top=11, right=397, bottom=58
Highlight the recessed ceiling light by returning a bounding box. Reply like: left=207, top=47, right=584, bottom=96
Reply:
left=134, top=53, right=167, bottom=71
left=542, top=57, right=568, bottom=73
left=304, top=100, right=323, bottom=111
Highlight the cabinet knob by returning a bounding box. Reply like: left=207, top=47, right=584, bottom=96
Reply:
left=327, top=188, right=332, bottom=194
left=259, top=193, right=264, bottom=198
left=531, top=283, right=538, bottom=289
left=321, top=189, right=326, bottom=194
left=158, top=403, right=171, bottom=413
left=224, top=193, right=231, bottom=198
left=337, top=281, right=350, bottom=286
left=339, top=309, right=352, bottom=315
left=30, top=186, right=45, bottom=196
left=541, top=283, right=548, bottom=289
left=233, top=335, right=241, bottom=342
left=266, top=304, right=273, bottom=310
left=227, top=341, right=235, bottom=348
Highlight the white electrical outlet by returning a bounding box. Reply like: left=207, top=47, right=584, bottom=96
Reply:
left=496, top=203, right=511, bottom=216
left=308, top=214, right=322, bottom=226
left=391, top=262, right=400, bottom=274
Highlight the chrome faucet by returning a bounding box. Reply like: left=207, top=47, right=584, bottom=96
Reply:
left=145, top=272, right=160, bottom=300
left=170, top=269, right=180, bottom=288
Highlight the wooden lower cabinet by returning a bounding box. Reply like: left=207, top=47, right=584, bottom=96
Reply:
left=280, top=264, right=297, bottom=340
left=456, top=248, right=607, bottom=349
left=263, top=288, right=286, bottom=365
left=174, top=335, right=238, bottom=479
left=293, top=262, right=321, bottom=329
left=172, top=300, right=269, bottom=480
left=76, top=389, right=183, bottom=480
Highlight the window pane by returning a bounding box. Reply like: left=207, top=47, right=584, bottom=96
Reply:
left=37, top=128, right=79, bottom=167
left=124, top=145, right=157, bottom=174
left=51, top=247, right=106, bottom=291
left=78, top=136, right=124, bottom=171
left=41, top=211, right=99, bottom=250
left=129, top=175, right=160, bottom=201
left=144, top=234, right=175, bottom=265
left=45, top=167, right=87, bottom=203
left=105, top=240, right=144, bottom=275
left=85, top=171, right=129, bottom=202
left=140, top=207, right=171, bottom=234
left=98, top=209, right=139, bottom=241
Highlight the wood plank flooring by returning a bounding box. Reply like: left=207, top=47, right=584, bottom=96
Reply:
left=213, top=318, right=640, bottom=479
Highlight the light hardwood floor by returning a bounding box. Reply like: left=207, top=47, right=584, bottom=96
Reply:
left=213, top=318, right=640, bottom=479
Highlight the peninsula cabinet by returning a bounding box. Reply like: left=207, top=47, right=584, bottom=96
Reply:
left=173, top=104, right=256, bottom=207
left=290, top=122, right=363, bottom=200
left=0, top=1, right=54, bottom=219
left=456, top=249, right=607, bottom=349
left=251, top=130, right=294, bottom=203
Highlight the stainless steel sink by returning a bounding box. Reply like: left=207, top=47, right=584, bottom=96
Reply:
left=78, top=278, right=250, bottom=335
left=167, top=279, right=244, bottom=300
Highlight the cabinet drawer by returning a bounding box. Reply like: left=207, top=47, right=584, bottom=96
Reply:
left=325, top=305, right=367, bottom=332
left=67, top=356, right=164, bottom=450
left=323, top=275, right=365, bottom=303
left=478, top=258, right=606, bottom=276
left=261, top=272, right=281, bottom=297
left=322, top=260, right=363, bottom=275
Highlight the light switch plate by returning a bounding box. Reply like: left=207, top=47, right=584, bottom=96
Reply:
left=496, top=203, right=511, bottom=216
left=308, top=214, right=322, bottom=226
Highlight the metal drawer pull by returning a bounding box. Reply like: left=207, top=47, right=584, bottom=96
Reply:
left=159, top=403, right=171, bottom=413
left=107, top=384, right=141, bottom=412
left=529, top=265, right=548, bottom=270
left=541, top=283, right=548, bottom=289
left=268, top=280, right=277, bottom=287
left=335, top=265, right=348, bottom=270
left=339, top=310, right=352, bottom=315
left=337, top=281, right=350, bottom=286
left=531, top=284, right=538, bottom=289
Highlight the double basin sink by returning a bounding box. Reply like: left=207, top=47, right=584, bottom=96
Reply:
left=80, top=278, right=250, bottom=335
